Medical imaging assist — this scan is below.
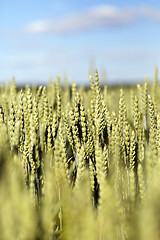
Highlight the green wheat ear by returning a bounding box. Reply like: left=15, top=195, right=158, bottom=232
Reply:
left=118, top=89, right=127, bottom=134
left=134, top=96, right=140, bottom=139
left=152, top=66, right=159, bottom=101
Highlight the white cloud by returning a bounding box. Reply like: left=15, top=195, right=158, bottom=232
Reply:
left=24, top=5, right=160, bottom=34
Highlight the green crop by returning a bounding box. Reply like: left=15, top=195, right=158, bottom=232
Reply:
left=0, top=69, right=160, bottom=239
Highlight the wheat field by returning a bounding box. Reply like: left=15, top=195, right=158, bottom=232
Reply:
left=0, top=69, right=160, bottom=239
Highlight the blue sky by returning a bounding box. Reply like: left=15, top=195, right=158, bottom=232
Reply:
left=1, top=0, right=160, bottom=85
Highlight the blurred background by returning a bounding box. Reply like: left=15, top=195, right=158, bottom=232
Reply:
left=0, top=0, right=160, bottom=86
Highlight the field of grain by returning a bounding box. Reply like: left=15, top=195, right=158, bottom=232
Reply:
left=0, top=69, right=160, bottom=239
